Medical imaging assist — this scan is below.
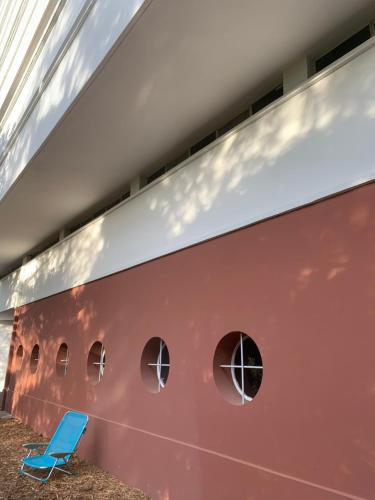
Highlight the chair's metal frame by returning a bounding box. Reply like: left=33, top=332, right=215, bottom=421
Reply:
left=18, top=443, right=74, bottom=483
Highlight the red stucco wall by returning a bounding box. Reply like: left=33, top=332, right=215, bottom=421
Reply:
left=4, top=183, right=375, bottom=499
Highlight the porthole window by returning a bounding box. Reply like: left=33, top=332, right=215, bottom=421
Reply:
left=56, top=343, right=69, bottom=377
left=15, top=345, right=23, bottom=369
left=87, top=341, right=106, bottom=384
left=141, top=337, right=170, bottom=393
left=30, top=344, right=40, bottom=374
left=213, top=332, right=263, bottom=405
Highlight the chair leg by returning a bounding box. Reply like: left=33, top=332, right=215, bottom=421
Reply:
left=18, top=459, right=58, bottom=484
left=55, top=465, right=73, bottom=475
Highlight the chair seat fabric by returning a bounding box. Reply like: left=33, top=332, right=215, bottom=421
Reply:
left=23, top=454, right=66, bottom=469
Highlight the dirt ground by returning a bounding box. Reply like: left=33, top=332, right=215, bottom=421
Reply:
left=0, top=417, right=150, bottom=499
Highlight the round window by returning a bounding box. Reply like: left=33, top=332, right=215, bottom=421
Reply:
left=141, top=337, right=170, bottom=393
left=87, top=341, right=106, bottom=384
left=56, top=343, right=69, bottom=377
left=213, top=332, right=263, bottom=405
left=30, top=344, right=40, bottom=374
left=15, top=345, right=23, bottom=369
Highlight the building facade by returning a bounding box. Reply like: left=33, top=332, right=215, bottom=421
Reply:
left=1, top=1, right=375, bottom=499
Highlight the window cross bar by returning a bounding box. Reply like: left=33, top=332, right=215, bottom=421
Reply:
left=220, top=364, right=263, bottom=369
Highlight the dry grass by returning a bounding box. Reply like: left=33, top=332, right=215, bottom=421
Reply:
left=0, top=418, right=150, bottom=499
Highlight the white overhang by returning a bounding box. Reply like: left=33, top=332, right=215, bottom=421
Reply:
left=1, top=0, right=375, bottom=277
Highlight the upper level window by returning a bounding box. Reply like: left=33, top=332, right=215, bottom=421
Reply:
left=251, top=84, right=283, bottom=114
left=315, top=26, right=371, bottom=72
left=190, top=131, right=217, bottom=155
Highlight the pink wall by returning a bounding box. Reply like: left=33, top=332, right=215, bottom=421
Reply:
left=4, top=183, right=375, bottom=499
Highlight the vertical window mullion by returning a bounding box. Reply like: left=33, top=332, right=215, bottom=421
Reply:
left=158, top=339, right=163, bottom=392
left=99, top=344, right=105, bottom=382
left=240, top=333, right=245, bottom=405
left=64, top=351, right=69, bottom=376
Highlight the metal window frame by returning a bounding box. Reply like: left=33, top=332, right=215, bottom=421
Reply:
left=92, top=343, right=105, bottom=383
left=30, top=345, right=39, bottom=372
left=58, top=345, right=69, bottom=376
left=147, top=338, right=170, bottom=392
left=220, top=333, right=263, bottom=405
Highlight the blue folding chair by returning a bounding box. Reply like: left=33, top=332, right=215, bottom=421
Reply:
left=19, top=411, right=89, bottom=483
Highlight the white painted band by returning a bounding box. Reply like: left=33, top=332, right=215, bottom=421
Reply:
left=1, top=43, right=375, bottom=311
